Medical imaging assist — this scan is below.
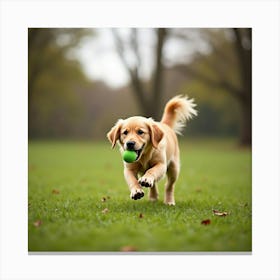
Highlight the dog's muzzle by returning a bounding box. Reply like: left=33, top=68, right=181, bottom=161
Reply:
left=125, top=144, right=145, bottom=160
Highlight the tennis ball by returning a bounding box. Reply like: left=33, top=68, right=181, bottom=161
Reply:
left=123, top=150, right=137, bottom=163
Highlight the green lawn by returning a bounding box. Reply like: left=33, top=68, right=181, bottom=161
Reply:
left=28, top=139, right=251, bottom=252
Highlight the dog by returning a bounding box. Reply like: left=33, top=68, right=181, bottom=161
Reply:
left=107, top=95, right=197, bottom=205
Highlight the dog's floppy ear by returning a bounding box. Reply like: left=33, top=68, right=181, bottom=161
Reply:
left=149, top=122, right=164, bottom=149
left=107, top=119, right=123, bottom=148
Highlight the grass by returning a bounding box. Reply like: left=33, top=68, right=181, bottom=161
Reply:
left=28, top=138, right=251, bottom=252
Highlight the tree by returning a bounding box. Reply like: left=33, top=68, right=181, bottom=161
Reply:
left=174, top=28, right=252, bottom=146
left=28, top=28, right=93, bottom=138
left=112, top=28, right=167, bottom=120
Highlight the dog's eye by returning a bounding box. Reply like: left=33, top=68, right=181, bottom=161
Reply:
left=137, top=129, right=144, bottom=135
left=123, top=130, right=128, bottom=135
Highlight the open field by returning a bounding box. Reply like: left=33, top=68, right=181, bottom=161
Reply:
left=28, top=139, right=251, bottom=252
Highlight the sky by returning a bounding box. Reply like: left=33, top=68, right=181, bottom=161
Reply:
left=72, top=28, right=210, bottom=88
left=74, top=29, right=132, bottom=88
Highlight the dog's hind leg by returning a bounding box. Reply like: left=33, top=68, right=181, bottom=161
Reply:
left=149, top=183, right=159, bottom=202
left=164, top=160, right=179, bottom=206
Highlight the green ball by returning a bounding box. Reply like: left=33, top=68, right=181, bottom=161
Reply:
left=122, top=150, right=137, bottom=163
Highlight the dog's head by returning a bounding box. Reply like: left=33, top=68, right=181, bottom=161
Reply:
left=107, top=117, right=164, bottom=161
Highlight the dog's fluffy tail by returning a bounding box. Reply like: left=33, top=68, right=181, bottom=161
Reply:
left=161, top=95, right=197, bottom=135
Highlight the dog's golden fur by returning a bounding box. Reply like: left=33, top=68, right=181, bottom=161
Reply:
left=107, top=95, right=197, bottom=205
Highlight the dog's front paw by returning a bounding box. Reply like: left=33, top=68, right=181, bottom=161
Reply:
left=138, top=175, right=154, bottom=188
left=130, top=188, right=145, bottom=200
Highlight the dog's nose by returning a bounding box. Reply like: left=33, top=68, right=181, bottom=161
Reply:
left=126, top=141, right=136, bottom=150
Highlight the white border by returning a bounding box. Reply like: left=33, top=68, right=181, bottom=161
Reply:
left=0, top=0, right=279, bottom=279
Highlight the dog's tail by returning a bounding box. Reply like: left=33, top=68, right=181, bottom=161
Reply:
left=160, top=95, right=197, bottom=135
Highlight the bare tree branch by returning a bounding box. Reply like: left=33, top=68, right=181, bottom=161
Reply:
left=130, top=28, right=141, bottom=71
left=111, top=28, right=169, bottom=119
left=175, top=64, right=243, bottom=100
left=111, top=29, right=148, bottom=112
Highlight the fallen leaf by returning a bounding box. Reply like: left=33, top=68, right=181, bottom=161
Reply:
left=201, top=219, right=211, bottom=225
left=121, top=246, right=137, bottom=252
left=52, top=189, right=60, bottom=194
left=139, top=213, right=144, bottom=219
left=101, top=197, right=107, bottom=202
left=28, top=164, right=36, bottom=171
left=202, top=176, right=208, bottom=182
left=213, top=209, right=228, bottom=216
left=104, top=163, right=112, bottom=169
left=102, top=208, right=109, bottom=214
left=33, top=220, right=42, bottom=227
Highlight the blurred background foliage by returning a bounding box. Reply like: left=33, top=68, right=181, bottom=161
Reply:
left=28, top=28, right=251, bottom=146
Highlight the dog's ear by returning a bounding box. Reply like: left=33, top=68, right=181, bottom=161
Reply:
left=107, top=119, right=123, bottom=148
left=149, top=123, right=164, bottom=149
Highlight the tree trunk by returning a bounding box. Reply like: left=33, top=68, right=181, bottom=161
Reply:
left=151, top=28, right=166, bottom=120
left=233, top=28, right=252, bottom=147
left=112, top=28, right=167, bottom=121
left=135, top=98, right=161, bottom=120
left=239, top=97, right=252, bottom=146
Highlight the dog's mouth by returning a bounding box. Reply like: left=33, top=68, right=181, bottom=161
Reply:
left=135, top=145, right=145, bottom=160
left=126, top=144, right=145, bottom=161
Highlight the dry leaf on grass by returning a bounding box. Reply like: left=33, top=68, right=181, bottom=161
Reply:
left=102, top=208, right=109, bottom=214
left=104, top=163, right=113, bottom=170
left=121, top=246, right=137, bottom=252
left=213, top=210, right=228, bottom=216
left=52, top=189, right=60, bottom=194
left=201, top=219, right=211, bottom=225
left=33, top=220, right=42, bottom=227
left=28, top=164, right=36, bottom=171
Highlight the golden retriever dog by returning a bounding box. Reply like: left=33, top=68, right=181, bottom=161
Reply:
left=107, top=95, right=197, bottom=205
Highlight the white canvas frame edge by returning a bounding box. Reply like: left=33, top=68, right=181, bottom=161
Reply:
left=0, top=0, right=279, bottom=279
